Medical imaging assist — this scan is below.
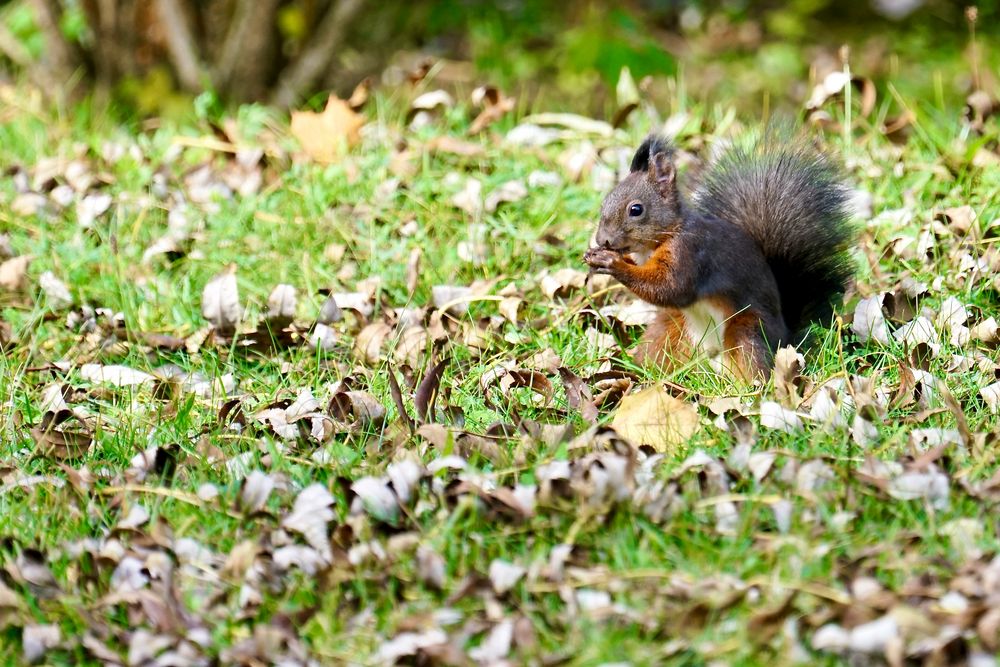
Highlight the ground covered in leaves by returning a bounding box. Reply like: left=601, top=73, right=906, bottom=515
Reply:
left=1, top=74, right=1000, bottom=665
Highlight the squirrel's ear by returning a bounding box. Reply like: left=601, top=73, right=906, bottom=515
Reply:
left=649, top=151, right=676, bottom=196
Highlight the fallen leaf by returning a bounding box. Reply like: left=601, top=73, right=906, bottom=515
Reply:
left=201, top=268, right=241, bottom=335
left=0, top=255, right=30, bottom=291
left=282, top=484, right=335, bottom=562
left=22, top=624, right=60, bottom=664
left=290, top=94, right=365, bottom=163
left=416, top=545, right=446, bottom=590
left=266, top=284, right=297, bottom=327
left=484, top=179, right=527, bottom=213
left=239, top=470, right=274, bottom=513
left=610, top=384, right=699, bottom=454
left=38, top=271, right=72, bottom=309
left=469, top=85, right=516, bottom=134
left=30, top=410, right=92, bottom=460
left=759, top=401, right=804, bottom=432
left=981, top=382, right=1000, bottom=414
left=488, top=559, right=525, bottom=595
left=375, top=630, right=448, bottom=664
left=522, top=112, right=614, bottom=137
left=853, top=295, right=889, bottom=345
left=80, top=364, right=155, bottom=387
left=469, top=619, right=514, bottom=662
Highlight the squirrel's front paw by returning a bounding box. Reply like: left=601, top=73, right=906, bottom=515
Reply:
left=584, top=247, right=624, bottom=274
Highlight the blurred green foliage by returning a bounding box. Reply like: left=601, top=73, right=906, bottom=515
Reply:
left=0, top=0, right=995, bottom=115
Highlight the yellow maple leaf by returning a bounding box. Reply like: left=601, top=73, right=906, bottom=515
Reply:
left=290, top=94, right=365, bottom=163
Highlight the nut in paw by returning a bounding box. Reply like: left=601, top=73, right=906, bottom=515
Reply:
left=584, top=247, right=624, bottom=273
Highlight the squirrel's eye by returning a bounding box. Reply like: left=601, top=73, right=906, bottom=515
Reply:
left=628, top=203, right=644, bottom=217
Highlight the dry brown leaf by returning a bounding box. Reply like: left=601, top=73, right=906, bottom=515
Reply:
left=282, top=484, right=335, bottom=562
left=347, top=78, right=372, bottom=110
left=0, top=255, right=30, bottom=291
left=266, top=284, right=297, bottom=327
left=773, top=346, right=805, bottom=408
left=30, top=410, right=92, bottom=461
left=353, top=322, right=391, bottom=365
left=426, top=136, right=485, bottom=157
left=469, top=85, right=516, bottom=134
left=611, top=384, right=698, bottom=454
left=329, top=389, right=387, bottom=430
left=38, top=271, right=72, bottom=309
left=201, top=268, right=241, bottom=336
left=853, top=295, right=889, bottom=345
left=290, top=94, right=365, bottom=163
left=80, top=364, right=155, bottom=387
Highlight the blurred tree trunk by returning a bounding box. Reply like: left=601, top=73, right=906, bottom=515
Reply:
left=21, top=0, right=373, bottom=107
left=269, top=0, right=366, bottom=107
left=214, top=0, right=282, bottom=101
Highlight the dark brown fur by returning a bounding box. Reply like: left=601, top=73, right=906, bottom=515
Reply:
left=584, top=132, right=855, bottom=379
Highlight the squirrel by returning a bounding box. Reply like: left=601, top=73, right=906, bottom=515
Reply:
left=583, top=131, right=856, bottom=380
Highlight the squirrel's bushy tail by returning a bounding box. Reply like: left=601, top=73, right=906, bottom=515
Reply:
left=694, top=132, right=856, bottom=341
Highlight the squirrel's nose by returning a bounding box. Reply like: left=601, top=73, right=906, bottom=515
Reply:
left=594, top=226, right=621, bottom=250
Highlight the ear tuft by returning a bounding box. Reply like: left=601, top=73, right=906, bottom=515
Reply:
left=630, top=135, right=674, bottom=173
left=648, top=150, right=677, bottom=196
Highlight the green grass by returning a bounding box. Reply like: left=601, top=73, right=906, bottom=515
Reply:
left=0, top=76, right=999, bottom=666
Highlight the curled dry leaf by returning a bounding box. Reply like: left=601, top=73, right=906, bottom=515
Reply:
left=22, top=624, right=60, bottom=664
left=894, top=316, right=938, bottom=350
left=540, top=267, right=587, bottom=299
left=416, top=545, right=446, bottom=590
left=353, top=321, right=391, bottom=365
left=481, top=367, right=554, bottom=412
left=558, top=367, right=598, bottom=422
left=375, top=630, right=449, bottom=664
left=201, top=268, right=241, bottom=335
left=351, top=476, right=399, bottom=523
left=266, top=284, right=297, bottom=327
left=282, top=484, right=335, bottom=562
left=80, top=364, right=155, bottom=387
left=329, top=390, right=387, bottom=430
left=772, top=346, right=805, bottom=408
left=76, top=192, right=112, bottom=227
left=308, top=323, right=337, bottom=351
left=239, top=470, right=274, bottom=514
left=0, top=255, right=30, bottom=291
left=469, top=85, right=516, bottom=134
left=38, top=271, right=72, bottom=309
left=484, top=179, right=528, bottom=213
left=488, top=559, right=525, bottom=595
left=610, top=384, right=698, bottom=454
left=759, top=401, right=804, bottom=433
left=405, top=247, right=421, bottom=295
left=117, top=504, right=150, bottom=531
left=853, top=295, right=889, bottom=345
left=317, top=294, right=343, bottom=324
left=506, top=122, right=561, bottom=147
left=411, top=89, right=454, bottom=112
left=290, top=94, right=365, bottom=163
left=432, top=284, right=474, bottom=316
left=981, top=382, right=1000, bottom=414
left=469, top=619, right=514, bottom=663
left=936, top=205, right=977, bottom=235
left=522, top=112, right=615, bottom=137
left=415, top=358, right=449, bottom=422
left=971, top=317, right=998, bottom=344
left=393, top=325, right=429, bottom=368
left=386, top=459, right=423, bottom=504
left=451, top=177, right=483, bottom=217
left=30, top=410, right=92, bottom=460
